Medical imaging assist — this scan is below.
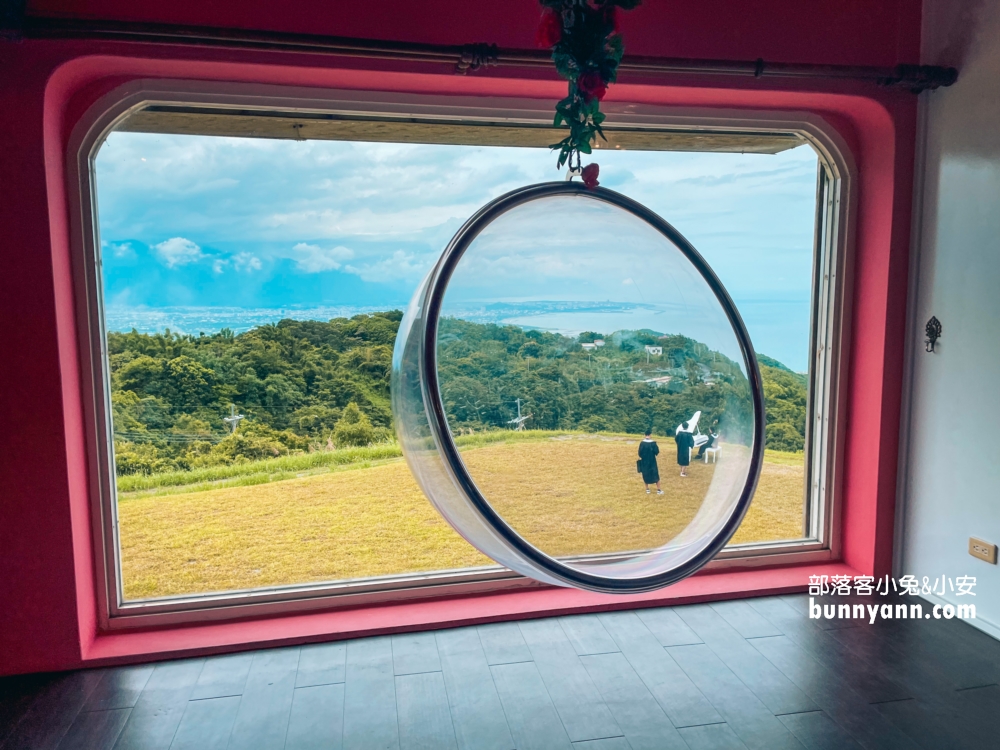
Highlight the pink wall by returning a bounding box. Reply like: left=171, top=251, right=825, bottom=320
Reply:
left=28, top=0, right=922, bottom=67
left=0, top=0, right=921, bottom=675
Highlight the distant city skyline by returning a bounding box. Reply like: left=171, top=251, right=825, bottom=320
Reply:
left=96, top=133, right=818, bottom=371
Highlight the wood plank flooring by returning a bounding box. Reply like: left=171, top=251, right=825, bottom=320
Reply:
left=1, top=594, right=998, bottom=750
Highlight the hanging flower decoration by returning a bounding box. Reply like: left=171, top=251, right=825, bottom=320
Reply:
left=538, top=0, right=641, bottom=183
left=581, top=163, right=601, bottom=188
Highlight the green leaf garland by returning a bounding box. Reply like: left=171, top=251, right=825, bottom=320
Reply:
left=537, top=0, right=641, bottom=170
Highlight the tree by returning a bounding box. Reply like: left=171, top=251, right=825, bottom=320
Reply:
left=333, top=402, right=377, bottom=447
left=164, top=356, right=218, bottom=411
left=116, top=355, right=166, bottom=396
left=766, top=422, right=805, bottom=452
left=202, top=422, right=308, bottom=465
left=518, top=341, right=542, bottom=358
left=291, top=404, right=341, bottom=436
left=114, top=441, right=177, bottom=475
left=761, top=365, right=807, bottom=450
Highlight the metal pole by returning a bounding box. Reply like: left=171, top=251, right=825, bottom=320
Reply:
left=14, top=16, right=959, bottom=93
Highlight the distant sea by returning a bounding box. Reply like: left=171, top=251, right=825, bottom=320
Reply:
left=105, top=300, right=809, bottom=372
left=103, top=302, right=665, bottom=337
left=104, top=306, right=397, bottom=336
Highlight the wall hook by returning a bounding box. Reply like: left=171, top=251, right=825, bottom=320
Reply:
left=925, top=316, right=942, bottom=352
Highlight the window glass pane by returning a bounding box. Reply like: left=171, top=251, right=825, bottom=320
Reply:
left=95, top=128, right=818, bottom=601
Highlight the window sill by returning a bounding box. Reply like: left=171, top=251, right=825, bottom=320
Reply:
left=80, top=561, right=858, bottom=667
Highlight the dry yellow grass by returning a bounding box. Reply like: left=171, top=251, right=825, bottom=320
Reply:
left=465, top=437, right=714, bottom=557
left=730, top=450, right=807, bottom=544
left=118, top=437, right=804, bottom=600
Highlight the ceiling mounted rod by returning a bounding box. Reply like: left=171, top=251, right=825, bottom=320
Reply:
left=15, top=16, right=958, bottom=93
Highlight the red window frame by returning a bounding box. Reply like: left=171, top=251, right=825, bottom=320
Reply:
left=12, top=47, right=914, bottom=672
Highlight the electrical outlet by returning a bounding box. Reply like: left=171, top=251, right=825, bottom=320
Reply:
left=969, top=537, right=998, bottom=564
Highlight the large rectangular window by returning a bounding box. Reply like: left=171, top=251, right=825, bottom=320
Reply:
left=82, top=95, right=845, bottom=617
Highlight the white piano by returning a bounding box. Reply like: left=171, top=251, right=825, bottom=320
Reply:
left=676, top=410, right=710, bottom=449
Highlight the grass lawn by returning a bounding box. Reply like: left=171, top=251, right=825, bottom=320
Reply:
left=117, top=433, right=805, bottom=600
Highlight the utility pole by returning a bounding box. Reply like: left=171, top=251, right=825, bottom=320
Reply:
left=223, top=404, right=245, bottom=434
left=507, top=398, right=532, bottom=431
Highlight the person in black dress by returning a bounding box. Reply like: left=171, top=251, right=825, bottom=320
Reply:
left=675, top=421, right=695, bottom=477
left=638, top=430, right=663, bottom=494
left=696, top=426, right=719, bottom=460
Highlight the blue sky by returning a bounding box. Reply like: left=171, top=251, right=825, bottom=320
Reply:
left=95, top=133, right=818, bottom=370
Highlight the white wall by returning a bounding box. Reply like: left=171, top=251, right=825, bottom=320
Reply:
left=899, top=0, right=1000, bottom=638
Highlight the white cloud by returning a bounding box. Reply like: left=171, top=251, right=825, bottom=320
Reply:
left=153, top=237, right=203, bottom=268
left=109, top=242, right=135, bottom=259
left=212, top=252, right=262, bottom=274
left=291, top=243, right=354, bottom=273
left=233, top=252, right=262, bottom=272
left=266, top=204, right=481, bottom=238
left=344, top=250, right=430, bottom=282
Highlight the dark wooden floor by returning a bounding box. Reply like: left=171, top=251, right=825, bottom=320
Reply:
left=2, top=594, right=999, bottom=750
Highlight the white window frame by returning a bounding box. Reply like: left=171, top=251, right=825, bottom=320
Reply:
left=67, top=80, right=855, bottom=630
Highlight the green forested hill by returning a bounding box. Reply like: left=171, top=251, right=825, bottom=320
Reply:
left=109, top=313, right=398, bottom=474
left=437, top=319, right=751, bottom=434
left=108, top=312, right=807, bottom=475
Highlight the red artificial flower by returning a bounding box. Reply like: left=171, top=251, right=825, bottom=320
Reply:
left=577, top=71, right=608, bottom=102
left=536, top=9, right=562, bottom=48
left=581, top=163, right=600, bottom=189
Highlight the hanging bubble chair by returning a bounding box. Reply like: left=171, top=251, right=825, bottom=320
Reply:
left=392, top=181, right=765, bottom=593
